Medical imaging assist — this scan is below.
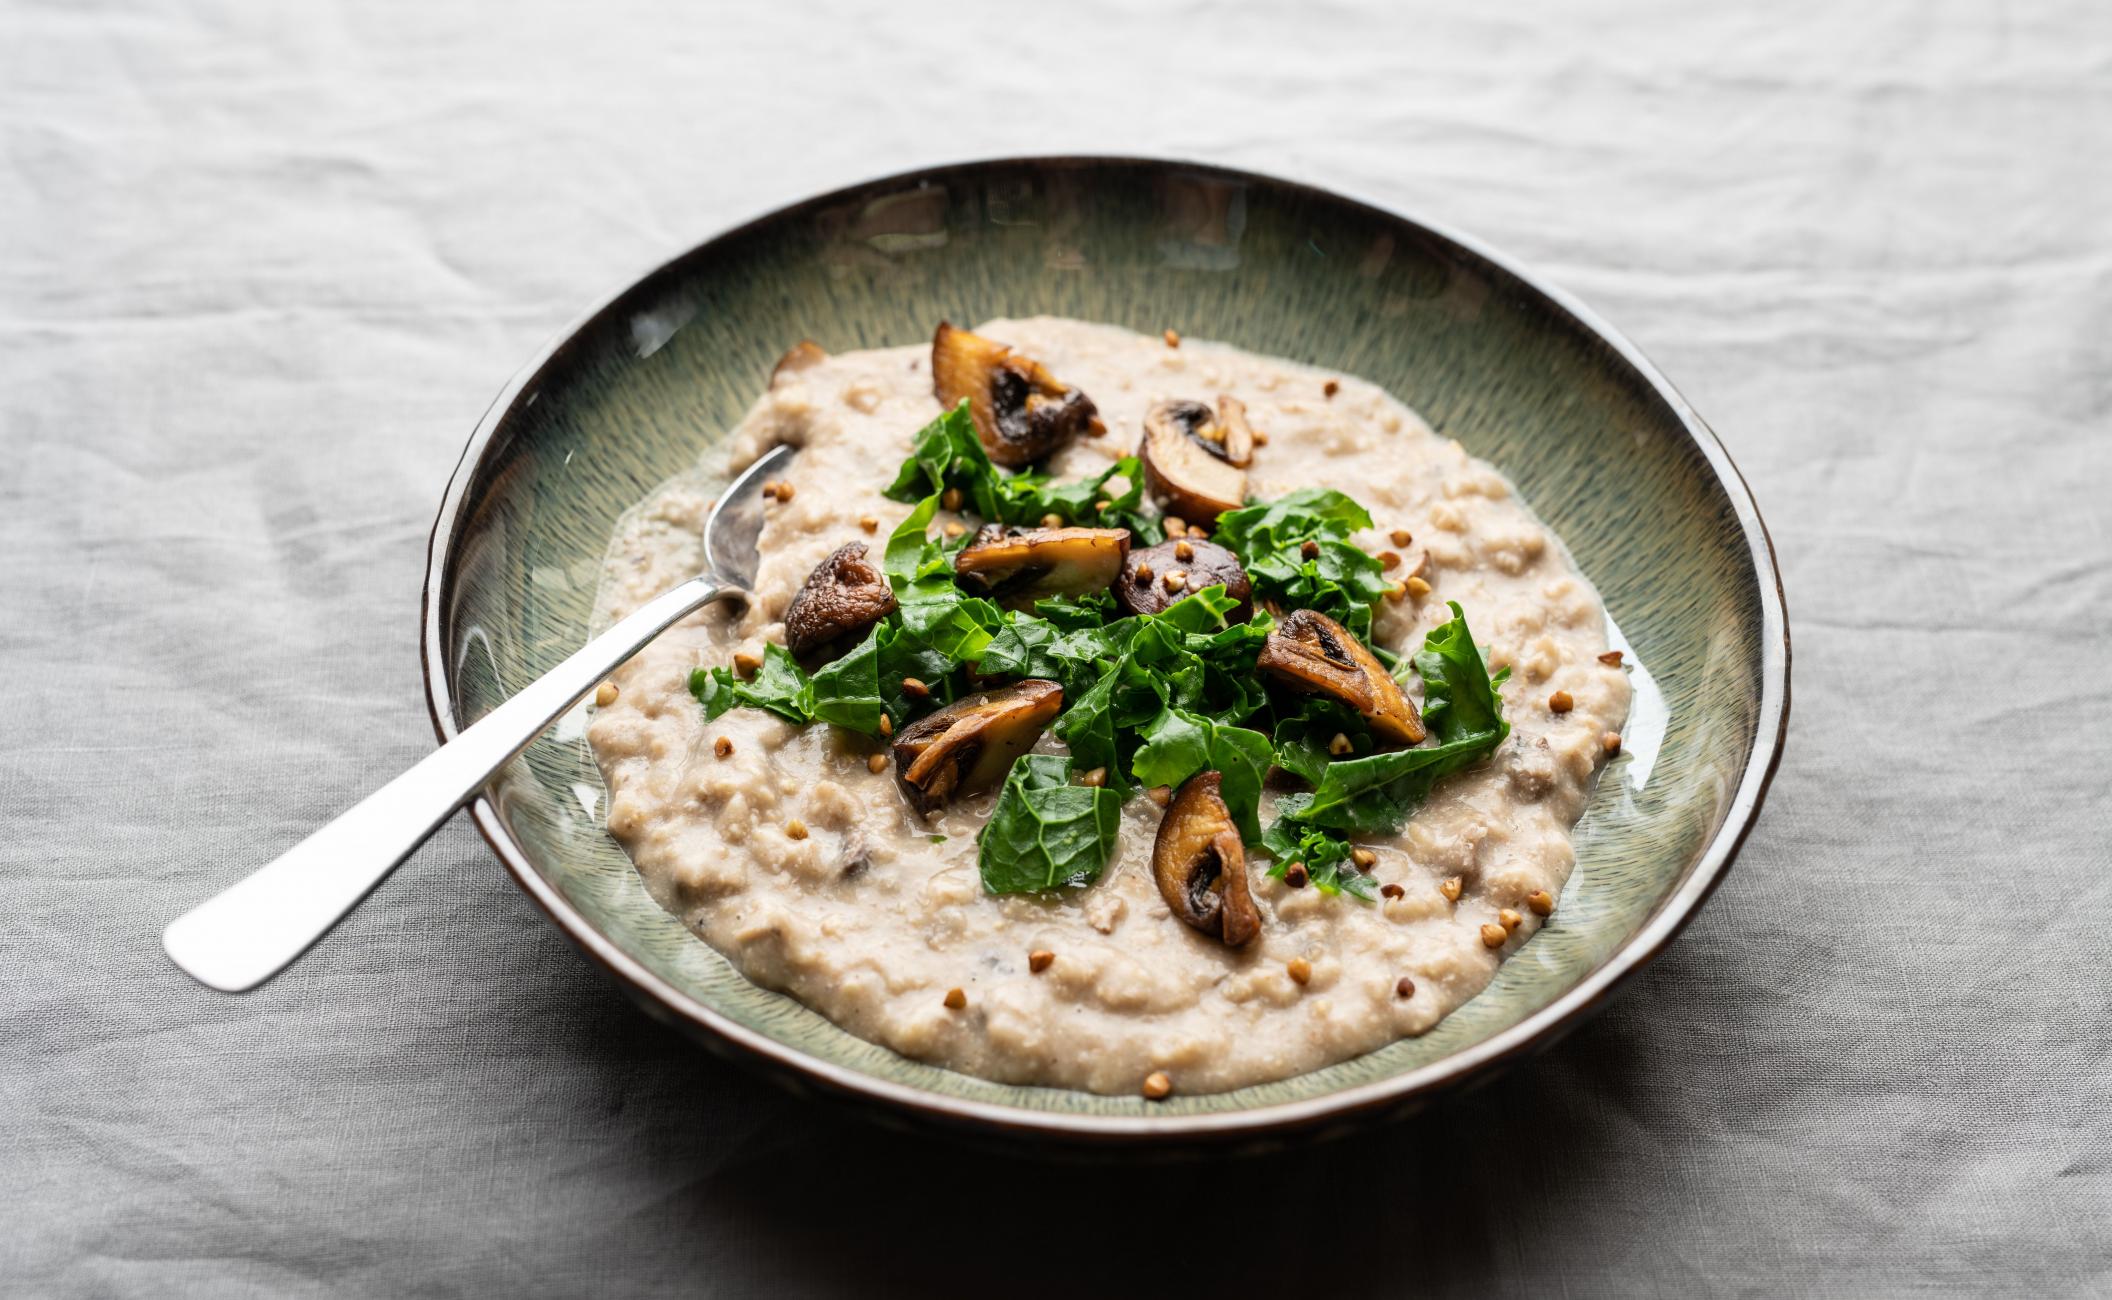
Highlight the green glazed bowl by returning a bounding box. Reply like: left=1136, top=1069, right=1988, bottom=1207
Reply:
left=422, top=156, right=1788, bottom=1151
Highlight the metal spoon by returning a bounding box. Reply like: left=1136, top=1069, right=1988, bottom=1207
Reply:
left=162, top=444, right=795, bottom=993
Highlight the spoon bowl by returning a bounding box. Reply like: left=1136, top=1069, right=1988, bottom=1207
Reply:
left=702, top=444, right=790, bottom=590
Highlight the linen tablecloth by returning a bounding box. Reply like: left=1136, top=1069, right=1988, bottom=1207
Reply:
left=6, top=2, right=2107, bottom=1294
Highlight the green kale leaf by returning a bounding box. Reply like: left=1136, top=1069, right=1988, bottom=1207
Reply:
left=883, top=401, right=1163, bottom=541
left=994, top=455, right=1164, bottom=543
left=1130, top=707, right=1274, bottom=842
left=876, top=493, right=1006, bottom=695
left=1260, top=821, right=1374, bottom=899
left=690, top=643, right=813, bottom=725
left=1411, top=600, right=1511, bottom=742
left=883, top=401, right=1003, bottom=520
left=1214, top=487, right=1394, bottom=640
left=977, top=754, right=1123, bottom=894
left=1040, top=586, right=1265, bottom=797
left=802, top=628, right=884, bottom=732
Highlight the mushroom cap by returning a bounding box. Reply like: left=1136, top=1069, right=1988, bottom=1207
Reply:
left=1139, top=399, right=1249, bottom=525
left=784, top=543, right=897, bottom=660
left=1114, top=537, right=1252, bottom=619
left=891, top=679, right=1064, bottom=813
left=1151, top=771, right=1261, bottom=946
left=954, top=524, right=1130, bottom=602
left=1257, top=609, right=1427, bottom=745
left=932, top=323, right=1101, bottom=467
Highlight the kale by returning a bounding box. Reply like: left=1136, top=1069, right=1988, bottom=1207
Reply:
left=977, top=754, right=1124, bottom=894
left=1259, top=822, right=1373, bottom=899
left=882, top=493, right=1006, bottom=669
left=690, top=642, right=814, bottom=725
left=1130, top=707, right=1274, bottom=843
left=1213, top=487, right=1395, bottom=641
left=1044, top=586, right=1269, bottom=798
left=884, top=400, right=1164, bottom=542
left=994, top=457, right=1164, bottom=544
left=883, top=401, right=1004, bottom=520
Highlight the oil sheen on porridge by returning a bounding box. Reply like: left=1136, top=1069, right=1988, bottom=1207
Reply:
left=586, top=318, right=1629, bottom=1095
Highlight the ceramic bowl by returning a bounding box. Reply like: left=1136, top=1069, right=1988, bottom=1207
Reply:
left=422, top=156, right=1788, bottom=1150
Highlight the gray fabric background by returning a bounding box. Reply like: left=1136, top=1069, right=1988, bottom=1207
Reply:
left=5, top=2, right=2108, bottom=1295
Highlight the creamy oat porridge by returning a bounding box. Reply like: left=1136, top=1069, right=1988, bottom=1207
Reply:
left=586, top=318, right=1630, bottom=1096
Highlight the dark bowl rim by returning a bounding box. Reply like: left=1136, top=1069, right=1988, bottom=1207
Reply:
left=420, top=153, right=1790, bottom=1147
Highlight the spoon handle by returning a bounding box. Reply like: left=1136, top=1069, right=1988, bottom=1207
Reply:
left=163, top=575, right=732, bottom=992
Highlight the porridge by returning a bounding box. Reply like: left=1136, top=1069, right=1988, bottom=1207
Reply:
left=586, top=318, right=1630, bottom=1096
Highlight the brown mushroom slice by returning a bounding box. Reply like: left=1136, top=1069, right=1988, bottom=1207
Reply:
left=931, top=322, right=1103, bottom=467
left=891, top=680, right=1064, bottom=814
left=771, top=339, right=827, bottom=383
left=784, top=543, right=897, bottom=660
left=1257, top=609, right=1427, bottom=745
left=954, top=524, right=1129, bottom=601
left=1151, top=772, right=1260, bottom=946
left=1115, top=538, right=1253, bottom=619
left=1140, top=399, right=1248, bottom=524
